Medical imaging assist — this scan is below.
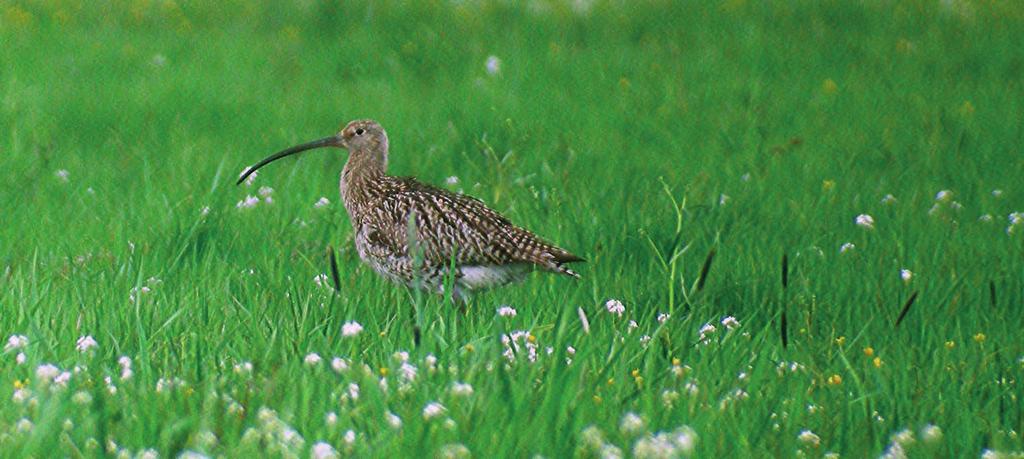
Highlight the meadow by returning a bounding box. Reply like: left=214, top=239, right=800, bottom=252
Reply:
left=1, top=0, right=1023, bottom=457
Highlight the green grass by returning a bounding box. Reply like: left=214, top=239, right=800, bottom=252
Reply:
left=2, top=0, right=1023, bottom=457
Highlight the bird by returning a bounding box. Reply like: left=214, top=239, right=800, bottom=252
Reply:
left=237, top=119, right=583, bottom=302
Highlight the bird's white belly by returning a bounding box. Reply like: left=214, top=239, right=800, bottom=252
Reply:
left=457, top=264, right=530, bottom=290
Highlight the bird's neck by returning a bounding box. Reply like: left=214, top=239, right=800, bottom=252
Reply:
left=340, top=148, right=387, bottom=213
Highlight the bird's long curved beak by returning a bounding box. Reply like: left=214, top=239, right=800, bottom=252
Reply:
left=236, top=135, right=342, bottom=185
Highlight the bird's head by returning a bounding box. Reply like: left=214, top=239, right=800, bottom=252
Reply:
left=236, top=119, right=389, bottom=185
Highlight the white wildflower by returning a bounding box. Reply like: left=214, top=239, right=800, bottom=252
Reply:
left=855, top=214, right=875, bottom=229
left=891, top=429, right=915, bottom=446
left=921, top=424, right=942, bottom=444
left=347, top=383, right=360, bottom=400
left=399, top=362, right=417, bottom=381
left=234, top=361, right=253, bottom=375
left=628, top=320, right=639, bottom=331
left=721, top=316, right=740, bottom=330
left=881, top=194, right=897, bottom=205
left=619, top=412, right=646, bottom=435
left=980, top=214, right=994, bottom=222
left=36, top=363, right=61, bottom=383
left=341, top=321, right=363, bottom=337
left=314, top=197, right=331, bottom=209
left=313, top=273, right=329, bottom=288
left=992, top=189, right=1004, bottom=198
left=451, top=382, right=474, bottom=397
left=485, top=55, right=501, bottom=75
left=311, top=442, right=338, bottom=459
left=900, top=269, right=913, bottom=283
left=200, top=206, right=210, bottom=217
left=55, top=169, right=70, bottom=182
left=657, top=313, right=670, bottom=323
left=331, top=357, right=349, bottom=373
left=16, top=352, right=26, bottom=365
left=439, top=443, right=470, bottom=459
left=325, top=412, right=338, bottom=426
left=5, top=334, right=29, bottom=352
left=258, top=186, right=274, bottom=197
left=839, top=242, right=855, bottom=254
left=935, top=190, right=952, bottom=201
left=385, top=411, right=402, bottom=429
left=605, top=299, right=625, bottom=316
left=76, top=335, right=98, bottom=353
left=719, top=194, right=730, bottom=206
left=798, top=430, right=820, bottom=448
left=15, top=418, right=33, bottom=433
left=497, top=305, right=517, bottom=317
left=236, top=195, right=260, bottom=210
left=343, top=430, right=356, bottom=445
left=639, top=335, right=652, bottom=346
left=304, top=353, right=322, bottom=366
left=423, top=402, right=446, bottom=420
left=72, top=391, right=92, bottom=405
left=445, top=176, right=459, bottom=186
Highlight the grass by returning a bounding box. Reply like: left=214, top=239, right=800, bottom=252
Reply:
left=1, top=0, right=1023, bottom=457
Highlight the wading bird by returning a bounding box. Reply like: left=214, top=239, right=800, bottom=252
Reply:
left=237, top=120, right=583, bottom=302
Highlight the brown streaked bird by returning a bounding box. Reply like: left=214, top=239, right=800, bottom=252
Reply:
left=237, top=119, right=583, bottom=302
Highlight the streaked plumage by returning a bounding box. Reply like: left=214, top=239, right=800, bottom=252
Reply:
left=238, top=119, right=583, bottom=301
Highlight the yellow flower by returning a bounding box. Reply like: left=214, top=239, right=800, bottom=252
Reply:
left=873, top=357, right=883, bottom=368
left=672, top=357, right=681, bottom=366
left=973, top=333, right=986, bottom=343
left=527, top=334, right=537, bottom=344
left=379, top=367, right=389, bottom=377
left=13, top=380, right=25, bottom=389
left=464, top=344, right=475, bottom=353
left=631, top=369, right=640, bottom=378
left=822, top=180, right=836, bottom=192
left=822, top=79, right=838, bottom=95
left=945, top=340, right=955, bottom=350
left=863, top=347, right=874, bottom=357
left=827, top=374, right=842, bottom=386
left=835, top=336, right=846, bottom=346
left=593, top=395, right=603, bottom=404
left=607, top=378, right=615, bottom=386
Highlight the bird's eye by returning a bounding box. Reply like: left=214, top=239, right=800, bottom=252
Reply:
left=355, top=128, right=365, bottom=136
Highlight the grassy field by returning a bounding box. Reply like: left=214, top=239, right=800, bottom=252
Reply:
left=2, top=0, right=1023, bottom=457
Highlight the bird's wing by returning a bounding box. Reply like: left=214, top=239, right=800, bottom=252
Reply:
left=375, top=177, right=582, bottom=276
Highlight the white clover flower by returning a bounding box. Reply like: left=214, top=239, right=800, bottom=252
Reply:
left=341, top=321, right=363, bottom=337
left=200, top=206, right=210, bottom=217
left=721, top=316, right=740, bottom=330
left=76, top=335, right=98, bottom=353
left=1010, top=212, right=1023, bottom=226
left=258, top=186, right=274, bottom=197
left=236, top=195, right=260, bottom=210
left=839, top=242, right=855, bottom=254
left=881, top=194, right=897, bottom=205
left=313, top=273, right=329, bottom=288
left=53, top=371, right=72, bottom=387
left=234, top=361, right=253, bottom=375
left=605, top=299, right=625, bottom=316
left=485, top=56, right=501, bottom=75
left=619, top=412, right=646, bottom=436
left=311, top=442, right=339, bottom=459
left=385, top=411, right=402, bottom=429
left=15, top=418, right=33, bottom=434
left=5, top=334, right=29, bottom=352
left=138, top=449, right=158, bottom=459
left=399, top=362, right=417, bottom=382
left=921, top=424, right=942, bottom=444
left=992, top=189, right=1004, bottom=198
left=347, top=383, right=360, bottom=400
left=55, top=169, right=70, bottom=182
left=496, top=305, right=517, bottom=317
left=628, top=320, right=639, bottom=331
left=698, top=323, right=716, bottom=342
left=657, top=313, right=670, bottom=323
left=325, top=412, right=338, bottom=426
left=36, top=363, right=61, bottom=383
left=891, top=428, right=915, bottom=446
left=439, top=443, right=470, bottom=459
left=900, top=269, right=913, bottom=283
left=798, top=430, right=821, bottom=448
left=451, top=382, right=474, bottom=397
left=72, top=391, right=92, bottom=405
left=577, top=307, right=590, bottom=333
left=855, top=214, right=875, bottom=229
left=343, top=430, right=356, bottom=445
left=314, top=197, right=331, bottom=209
left=445, top=176, right=459, bottom=186
left=12, top=388, right=31, bottom=403
left=331, top=357, right=349, bottom=373
left=639, top=335, right=652, bottom=346
left=741, top=172, right=751, bottom=182
left=423, top=402, right=446, bottom=420
left=16, top=352, right=26, bottom=365
left=719, top=194, right=730, bottom=206
left=935, top=190, right=952, bottom=201
left=567, top=346, right=576, bottom=355
left=304, top=353, right=322, bottom=366
left=600, top=444, right=623, bottom=459
left=980, top=214, right=994, bottom=222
